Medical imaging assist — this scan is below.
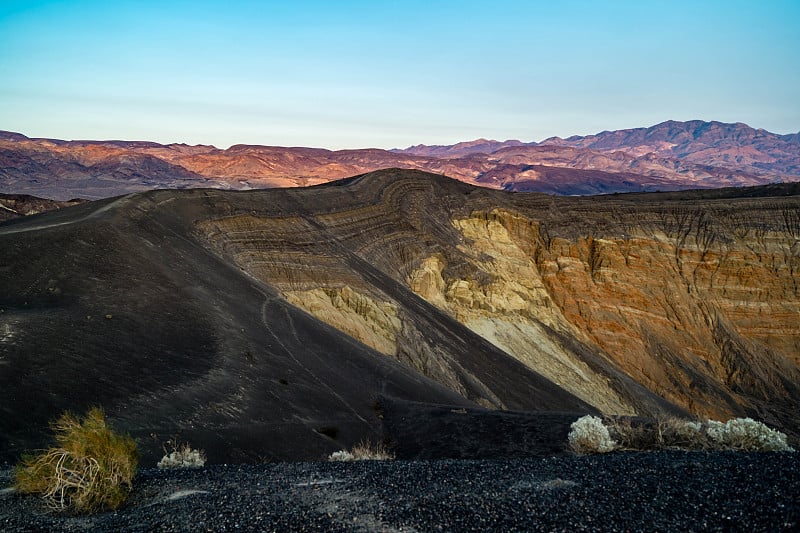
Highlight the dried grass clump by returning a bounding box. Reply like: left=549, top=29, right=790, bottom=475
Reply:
left=327, top=440, right=395, bottom=461
left=13, top=408, right=138, bottom=514
left=568, top=415, right=618, bottom=454
left=604, top=417, right=654, bottom=450
left=157, top=441, right=206, bottom=469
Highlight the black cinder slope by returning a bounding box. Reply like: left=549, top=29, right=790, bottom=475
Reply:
left=0, top=171, right=598, bottom=465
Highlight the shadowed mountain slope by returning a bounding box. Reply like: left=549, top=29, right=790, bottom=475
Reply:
left=1, top=169, right=799, bottom=465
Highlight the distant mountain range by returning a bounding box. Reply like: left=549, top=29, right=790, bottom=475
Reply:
left=1, top=120, right=798, bottom=200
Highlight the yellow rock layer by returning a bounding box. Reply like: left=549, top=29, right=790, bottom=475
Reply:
left=409, top=211, right=636, bottom=415
left=284, top=287, right=401, bottom=356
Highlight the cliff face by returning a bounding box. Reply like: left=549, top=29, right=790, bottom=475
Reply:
left=407, top=214, right=636, bottom=415
left=197, top=170, right=800, bottom=439
left=423, top=205, right=800, bottom=430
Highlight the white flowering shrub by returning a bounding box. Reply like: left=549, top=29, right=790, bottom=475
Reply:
left=568, top=415, right=617, bottom=454
left=157, top=443, right=206, bottom=469
left=705, top=418, right=794, bottom=452
left=327, top=441, right=394, bottom=462
left=574, top=414, right=794, bottom=453
left=327, top=450, right=355, bottom=462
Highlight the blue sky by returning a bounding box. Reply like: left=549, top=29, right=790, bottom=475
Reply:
left=1, top=0, right=798, bottom=149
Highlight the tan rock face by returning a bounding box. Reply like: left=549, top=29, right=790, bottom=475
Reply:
left=407, top=256, right=448, bottom=309
left=284, top=287, right=401, bottom=356
left=446, top=207, right=800, bottom=425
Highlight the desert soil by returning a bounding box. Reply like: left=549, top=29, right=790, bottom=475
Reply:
left=1, top=451, right=798, bottom=532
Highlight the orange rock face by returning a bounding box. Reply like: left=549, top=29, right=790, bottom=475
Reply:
left=485, top=200, right=800, bottom=428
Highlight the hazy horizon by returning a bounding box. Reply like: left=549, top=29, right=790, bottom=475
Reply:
left=2, top=0, right=799, bottom=150
left=3, top=117, right=797, bottom=152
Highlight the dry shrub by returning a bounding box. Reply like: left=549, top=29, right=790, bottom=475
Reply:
left=601, top=415, right=793, bottom=453
left=157, top=441, right=206, bottom=469
left=705, top=418, right=793, bottom=452
left=659, top=417, right=708, bottom=449
left=328, top=440, right=395, bottom=461
left=568, top=415, right=618, bottom=454
left=604, top=417, right=654, bottom=450
left=606, top=416, right=708, bottom=451
left=327, top=450, right=355, bottom=462
left=13, top=407, right=139, bottom=514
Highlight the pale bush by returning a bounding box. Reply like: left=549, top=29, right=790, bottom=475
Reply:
left=13, top=408, right=138, bottom=514
left=157, top=442, right=206, bottom=469
left=568, top=415, right=617, bottom=454
left=327, top=450, right=355, bottom=462
left=705, top=418, right=793, bottom=452
left=327, top=440, right=394, bottom=461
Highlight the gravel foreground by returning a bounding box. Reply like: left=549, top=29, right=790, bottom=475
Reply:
left=1, top=451, right=798, bottom=532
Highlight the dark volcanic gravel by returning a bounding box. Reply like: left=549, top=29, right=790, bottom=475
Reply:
left=1, top=451, right=798, bottom=532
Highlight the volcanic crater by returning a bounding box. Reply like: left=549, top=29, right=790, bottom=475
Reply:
left=1, top=169, right=799, bottom=465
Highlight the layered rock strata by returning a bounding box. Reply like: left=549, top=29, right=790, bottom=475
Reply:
left=198, top=170, right=800, bottom=439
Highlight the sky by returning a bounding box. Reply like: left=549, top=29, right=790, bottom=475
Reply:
left=1, top=0, right=799, bottom=149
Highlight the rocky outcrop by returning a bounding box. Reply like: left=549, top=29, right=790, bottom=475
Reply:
left=283, top=287, right=401, bottom=356
left=406, top=214, right=636, bottom=415
left=499, top=197, right=800, bottom=432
